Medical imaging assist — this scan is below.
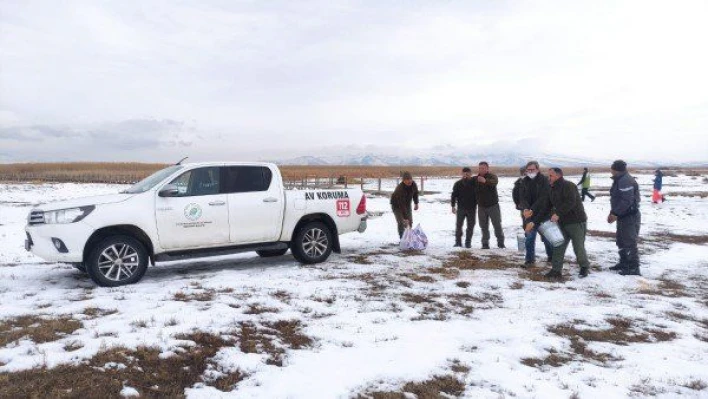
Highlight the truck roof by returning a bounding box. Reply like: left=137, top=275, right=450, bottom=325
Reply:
left=179, top=162, right=278, bottom=168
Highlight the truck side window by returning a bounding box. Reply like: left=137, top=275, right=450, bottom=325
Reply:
left=222, top=166, right=273, bottom=193
left=169, top=167, right=221, bottom=197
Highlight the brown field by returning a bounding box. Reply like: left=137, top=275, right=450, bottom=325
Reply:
left=0, top=162, right=705, bottom=184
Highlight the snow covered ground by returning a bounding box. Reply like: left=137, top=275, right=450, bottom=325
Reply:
left=1, top=172, right=707, bottom=398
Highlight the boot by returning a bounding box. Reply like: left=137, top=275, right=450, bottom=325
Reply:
left=619, top=250, right=641, bottom=276
left=465, top=234, right=472, bottom=249
left=454, top=239, right=462, bottom=248
left=482, top=243, right=490, bottom=249
left=498, top=242, right=506, bottom=249
left=609, top=250, right=627, bottom=271
left=579, top=267, right=589, bottom=278
left=545, top=270, right=562, bottom=279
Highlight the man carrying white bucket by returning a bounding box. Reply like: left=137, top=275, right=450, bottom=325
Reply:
left=546, top=167, right=591, bottom=279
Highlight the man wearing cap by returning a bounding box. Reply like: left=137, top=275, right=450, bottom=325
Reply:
left=391, top=171, right=420, bottom=239
left=519, top=161, right=553, bottom=267
left=546, top=167, right=590, bottom=278
left=451, top=167, right=477, bottom=248
left=608, top=160, right=642, bottom=275
left=475, top=161, right=505, bottom=249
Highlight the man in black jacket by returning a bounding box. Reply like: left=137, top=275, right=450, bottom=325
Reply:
left=518, top=161, right=553, bottom=267
left=608, top=160, right=641, bottom=275
left=546, top=167, right=590, bottom=278
left=391, top=171, right=420, bottom=238
left=451, top=167, right=477, bottom=248
left=475, top=162, right=505, bottom=249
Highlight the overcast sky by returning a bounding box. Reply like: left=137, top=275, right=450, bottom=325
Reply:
left=1, top=0, right=707, bottom=163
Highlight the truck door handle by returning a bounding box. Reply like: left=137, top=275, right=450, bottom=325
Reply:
left=208, top=201, right=226, bottom=206
left=263, top=197, right=278, bottom=203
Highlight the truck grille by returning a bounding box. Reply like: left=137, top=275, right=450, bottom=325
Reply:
left=28, top=210, right=45, bottom=225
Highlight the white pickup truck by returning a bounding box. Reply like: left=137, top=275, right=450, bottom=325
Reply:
left=25, top=162, right=367, bottom=286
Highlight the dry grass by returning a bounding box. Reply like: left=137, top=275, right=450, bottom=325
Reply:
left=358, top=375, right=466, bottom=399
left=243, top=303, right=280, bottom=315
left=173, top=290, right=215, bottom=302
left=2, top=163, right=668, bottom=183
left=0, top=315, right=82, bottom=347
left=237, top=320, right=313, bottom=366
left=550, top=317, right=677, bottom=346
left=401, top=291, right=502, bottom=321
left=637, top=277, right=689, bottom=298
left=0, top=331, right=243, bottom=398
left=81, top=307, right=118, bottom=319
left=587, top=230, right=616, bottom=239
left=683, top=380, right=708, bottom=391
left=442, top=252, right=520, bottom=271
left=402, top=273, right=436, bottom=283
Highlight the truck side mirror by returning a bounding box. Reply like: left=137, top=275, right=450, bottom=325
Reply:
left=159, top=184, right=181, bottom=197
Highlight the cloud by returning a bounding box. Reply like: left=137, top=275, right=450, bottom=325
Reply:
left=1, top=1, right=707, bottom=163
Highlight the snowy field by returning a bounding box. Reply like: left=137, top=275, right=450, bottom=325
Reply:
left=1, top=173, right=708, bottom=398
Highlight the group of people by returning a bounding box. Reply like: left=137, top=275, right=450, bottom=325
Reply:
left=390, top=160, right=643, bottom=279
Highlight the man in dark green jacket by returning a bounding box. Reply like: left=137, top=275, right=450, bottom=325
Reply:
left=546, top=167, right=590, bottom=278
left=451, top=167, right=477, bottom=248
left=518, top=161, right=553, bottom=266
left=475, top=161, right=504, bottom=249
left=391, top=171, right=420, bottom=238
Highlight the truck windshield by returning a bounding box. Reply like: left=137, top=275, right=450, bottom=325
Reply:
left=122, top=165, right=183, bottom=194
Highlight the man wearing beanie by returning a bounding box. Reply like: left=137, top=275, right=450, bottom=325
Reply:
left=390, top=171, right=420, bottom=239
left=451, top=167, right=477, bottom=248
left=608, top=160, right=642, bottom=275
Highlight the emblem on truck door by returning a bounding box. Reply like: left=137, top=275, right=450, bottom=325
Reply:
left=184, top=203, right=203, bottom=221
left=336, top=199, right=351, bottom=217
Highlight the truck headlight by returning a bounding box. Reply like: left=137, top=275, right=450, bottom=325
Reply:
left=44, top=206, right=95, bottom=224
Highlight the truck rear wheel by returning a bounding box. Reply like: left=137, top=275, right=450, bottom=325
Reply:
left=256, top=248, right=289, bottom=257
left=291, top=221, right=333, bottom=264
left=86, top=235, right=149, bottom=287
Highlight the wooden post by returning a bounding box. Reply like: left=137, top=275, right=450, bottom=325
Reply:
left=360, top=177, right=364, bottom=190
left=420, top=176, right=425, bottom=196
left=344, top=176, right=348, bottom=189
left=378, top=178, right=382, bottom=192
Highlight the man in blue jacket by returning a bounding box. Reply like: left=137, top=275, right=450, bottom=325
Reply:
left=607, top=160, right=641, bottom=276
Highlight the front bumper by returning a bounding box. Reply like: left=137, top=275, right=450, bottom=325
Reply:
left=25, top=221, right=94, bottom=263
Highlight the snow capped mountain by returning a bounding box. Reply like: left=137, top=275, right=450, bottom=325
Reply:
left=273, top=152, right=607, bottom=167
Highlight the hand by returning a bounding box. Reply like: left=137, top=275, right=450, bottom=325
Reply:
left=451, top=207, right=457, bottom=214
left=551, top=214, right=559, bottom=223
left=607, top=213, right=617, bottom=224
left=524, top=222, right=535, bottom=233
left=523, top=209, right=533, bottom=219
left=414, top=204, right=419, bottom=211
left=402, top=219, right=410, bottom=227
left=477, top=176, right=486, bottom=183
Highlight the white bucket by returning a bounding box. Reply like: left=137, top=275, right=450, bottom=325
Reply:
left=516, top=234, right=525, bottom=252
left=537, top=221, right=566, bottom=247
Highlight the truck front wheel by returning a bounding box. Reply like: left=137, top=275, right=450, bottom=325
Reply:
left=291, top=222, right=333, bottom=264
left=86, top=235, right=149, bottom=287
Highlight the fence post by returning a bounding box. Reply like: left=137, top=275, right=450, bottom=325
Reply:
left=344, top=176, right=348, bottom=189
left=421, top=176, right=425, bottom=196
left=378, top=178, right=382, bottom=192
left=360, top=177, right=364, bottom=190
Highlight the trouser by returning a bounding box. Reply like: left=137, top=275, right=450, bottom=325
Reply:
left=455, top=207, right=476, bottom=243
left=551, top=222, right=590, bottom=272
left=478, top=204, right=504, bottom=246
left=393, top=205, right=413, bottom=238
left=616, top=212, right=641, bottom=270
left=581, top=188, right=595, bottom=202
left=524, top=223, right=553, bottom=263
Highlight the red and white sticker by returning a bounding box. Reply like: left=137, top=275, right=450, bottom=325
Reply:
left=336, top=199, right=351, bottom=217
